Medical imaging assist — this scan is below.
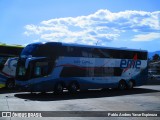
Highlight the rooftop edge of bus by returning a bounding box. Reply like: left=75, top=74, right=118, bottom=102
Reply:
left=26, top=42, right=148, bottom=53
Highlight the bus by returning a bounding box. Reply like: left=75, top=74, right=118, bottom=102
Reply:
left=0, top=45, right=23, bottom=89
left=15, top=42, right=148, bottom=94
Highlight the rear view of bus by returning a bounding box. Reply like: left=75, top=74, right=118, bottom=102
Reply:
left=15, top=42, right=148, bottom=94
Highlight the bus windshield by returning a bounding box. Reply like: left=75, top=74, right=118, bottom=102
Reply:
left=18, top=66, right=26, bottom=76
left=16, top=58, right=53, bottom=80
left=21, top=44, right=39, bottom=58
left=16, top=64, right=28, bottom=80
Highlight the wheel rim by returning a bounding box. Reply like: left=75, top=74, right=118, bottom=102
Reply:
left=57, top=84, right=63, bottom=91
left=71, top=84, right=77, bottom=91
left=119, top=81, right=126, bottom=90
left=69, top=83, right=78, bottom=93
left=54, top=83, right=63, bottom=94
left=7, top=81, right=14, bottom=89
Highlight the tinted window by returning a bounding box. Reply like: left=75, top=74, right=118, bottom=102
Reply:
left=60, top=67, right=86, bottom=77
left=33, top=62, right=49, bottom=78
left=60, top=45, right=147, bottom=60
left=60, top=67, right=123, bottom=77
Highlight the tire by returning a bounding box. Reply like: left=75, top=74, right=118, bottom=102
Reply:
left=54, top=83, right=63, bottom=95
left=68, top=82, right=79, bottom=94
left=127, top=80, right=134, bottom=89
left=118, top=80, right=127, bottom=90
left=6, top=79, right=15, bottom=89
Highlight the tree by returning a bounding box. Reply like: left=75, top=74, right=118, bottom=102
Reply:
left=152, top=54, right=160, bottom=61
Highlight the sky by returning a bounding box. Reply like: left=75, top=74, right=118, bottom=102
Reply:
left=0, top=0, right=160, bottom=52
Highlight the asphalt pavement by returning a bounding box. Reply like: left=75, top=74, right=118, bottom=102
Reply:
left=0, top=80, right=160, bottom=120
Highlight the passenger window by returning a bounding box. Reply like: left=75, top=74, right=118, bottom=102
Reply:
left=34, top=62, right=49, bottom=77
left=67, top=47, right=74, bottom=52
left=34, top=66, right=41, bottom=76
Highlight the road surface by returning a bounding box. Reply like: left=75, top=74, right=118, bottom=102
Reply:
left=0, top=85, right=160, bottom=120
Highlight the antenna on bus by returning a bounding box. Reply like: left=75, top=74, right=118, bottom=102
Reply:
left=95, top=40, right=99, bottom=46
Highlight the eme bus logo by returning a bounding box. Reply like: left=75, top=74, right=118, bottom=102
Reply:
left=120, top=59, right=141, bottom=69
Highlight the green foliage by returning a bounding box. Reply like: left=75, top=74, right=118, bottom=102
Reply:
left=152, top=54, right=160, bottom=61
left=0, top=43, right=23, bottom=48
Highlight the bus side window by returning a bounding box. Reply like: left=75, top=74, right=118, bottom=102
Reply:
left=34, top=66, right=41, bottom=77
left=33, top=62, right=49, bottom=78
left=67, top=47, right=74, bottom=53
left=82, top=51, right=88, bottom=57
left=42, top=66, right=49, bottom=76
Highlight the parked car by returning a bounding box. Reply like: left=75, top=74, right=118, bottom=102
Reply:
left=148, top=71, right=160, bottom=80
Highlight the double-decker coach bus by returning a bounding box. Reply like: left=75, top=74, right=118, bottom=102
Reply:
left=16, top=42, right=148, bottom=94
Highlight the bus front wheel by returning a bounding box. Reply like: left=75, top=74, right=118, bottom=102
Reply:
left=54, top=83, right=63, bottom=95
left=6, top=79, right=15, bottom=89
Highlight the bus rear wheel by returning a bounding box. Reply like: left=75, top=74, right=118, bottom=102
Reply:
left=54, top=83, right=63, bottom=95
left=68, top=82, right=79, bottom=94
left=118, top=80, right=127, bottom=90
